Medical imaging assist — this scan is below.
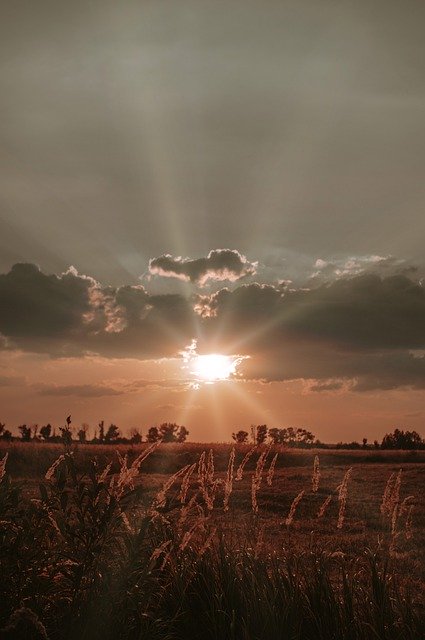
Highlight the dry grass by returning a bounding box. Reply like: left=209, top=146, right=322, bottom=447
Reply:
left=0, top=441, right=424, bottom=638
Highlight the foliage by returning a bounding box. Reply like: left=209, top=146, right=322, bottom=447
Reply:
left=18, top=424, right=32, bottom=441
left=232, top=430, right=249, bottom=443
left=381, top=428, right=424, bottom=450
left=255, top=424, right=268, bottom=445
left=40, top=424, right=52, bottom=441
left=104, top=424, right=120, bottom=443
left=147, top=426, right=160, bottom=443
left=268, top=427, right=315, bottom=446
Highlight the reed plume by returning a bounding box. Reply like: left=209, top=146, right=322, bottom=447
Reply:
left=380, top=471, right=396, bottom=516
left=0, top=452, right=8, bottom=482
left=223, top=447, right=235, bottom=512
left=337, top=467, right=352, bottom=529
left=266, top=452, right=278, bottom=487
left=235, top=445, right=257, bottom=481
left=179, top=462, right=197, bottom=504
left=45, top=454, right=66, bottom=481
left=251, top=448, right=270, bottom=514
left=285, top=490, right=305, bottom=526
left=154, top=464, right=191, bottom=509
left=311, top=455, right=320, bottom=493
left=317, top=494, right=332, bottom=518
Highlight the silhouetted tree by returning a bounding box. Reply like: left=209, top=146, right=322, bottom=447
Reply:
left=176, top=426, right=189, bottom=443
left=77, top=424, right=89, bottom=444
left=232, top=430, right=249, bottom=444
left=381, top=428, right=423, bottom=450
left=158, top=422, right=188, bottom=443
left=129, top=428, right=142, bottom=444
left=362, top=438, right=368, bottom=449
left=98, top=421, right=105, bottom=443
left=268, top=428, right=285, bottom=445
left=0, top=423, right=12, bottom=441
left=40, top=424, right=52, bottom=441
left=147, top=426, right=160, bottom=442
left=18, top=425, right=32, bottom=441
left=105, top=424, right=120, bottom=443
left=256, top=425, right=268, bottom=445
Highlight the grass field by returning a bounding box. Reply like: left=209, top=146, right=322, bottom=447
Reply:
left=0, top=441, right=424, bottom=639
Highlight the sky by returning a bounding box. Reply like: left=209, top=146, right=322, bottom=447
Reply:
left=1, top=0, right=425, bottom=442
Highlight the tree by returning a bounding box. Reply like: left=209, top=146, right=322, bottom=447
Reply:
left=105, top=424, right=120, bottom=443
left=40, top=424, right=52, bottom=441
left=0, top=423, right=12, bottom=441
left=256, top=425, right=268, bottom=445
left=147, top=426, right=160, bottom=443
left=176, top=426, right=189, bottom=443
left=268, top=428, right=285, bottom=445
left=381, top=428, right=423, bottom=450
left=158, top=422, right=188, bottom=443
left=232, top=430, right=249, bottom=444
left=77, top=424, right=89, bottom=444
left=362, top=438, right=368, bottom=449
left=98, top=421, right=105, bottom=443
left=18, top=425, right=32, bottom=441
left=129, top=428, right=142, bottom=444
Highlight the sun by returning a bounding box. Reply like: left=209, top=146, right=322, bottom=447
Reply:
left=191, top=354, right=237, bottom=382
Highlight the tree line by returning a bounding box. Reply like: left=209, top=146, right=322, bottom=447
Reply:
left=0, top=418, right=423, bottom=449
left=0, top=417, right=189, bottom=445
left=232, top=425, right=425, bottom=450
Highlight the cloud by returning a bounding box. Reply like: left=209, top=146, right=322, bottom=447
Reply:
left=149, top=249, right=257, bottom=286
left=198, top=274, right=425, bottom=350
left=308, top=380, right=345, bottom=392
left=36, top=383, right=123, bottom=397
left=196, top=274, right=425, bottom=390
left=1, top=262, right=425, bottom=392
left=309, top=255, right=418, bottom=285
left=0, top=263, right=197, bottom=359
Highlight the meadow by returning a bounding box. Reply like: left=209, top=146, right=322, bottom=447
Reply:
left=0, top=441, right=424, bottom=639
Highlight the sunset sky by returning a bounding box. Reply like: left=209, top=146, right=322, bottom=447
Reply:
left=1, top=0, right=424, bottom=442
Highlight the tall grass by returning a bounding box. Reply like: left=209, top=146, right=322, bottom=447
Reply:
left=0, top=448, right=423, bottom=639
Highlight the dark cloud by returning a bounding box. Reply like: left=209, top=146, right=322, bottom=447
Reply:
left=149, top=250, right=257, bottom=286
left=0, top=263, right=93, bottom=338
left=1, top=263, right=425, bottom=391
left=239, top=348, right=425, bottom=392
left=0, top=263, right=197, bottom=359
left=36, top=383, right=123, bottom=398
left=196, top=274, right=425, bottom=391
left=198, top=274, right=425, bottom=350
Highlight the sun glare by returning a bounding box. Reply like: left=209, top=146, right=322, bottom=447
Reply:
left=192, top=354, right=237, bottom=382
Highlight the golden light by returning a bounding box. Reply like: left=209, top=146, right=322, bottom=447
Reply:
left=191, top=354, right=238, bottom=383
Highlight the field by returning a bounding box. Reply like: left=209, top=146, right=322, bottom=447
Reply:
left=1, top=441, right=424, bottom=639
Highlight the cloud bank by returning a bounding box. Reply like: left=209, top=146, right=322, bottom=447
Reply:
left=0, top=261, right=424, bottom=392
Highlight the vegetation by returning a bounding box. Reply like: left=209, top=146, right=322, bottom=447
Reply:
left=0, top=439, right=424, bottom=639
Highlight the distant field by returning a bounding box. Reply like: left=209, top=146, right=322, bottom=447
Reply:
left=1, top=441, right=424, bottom=638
